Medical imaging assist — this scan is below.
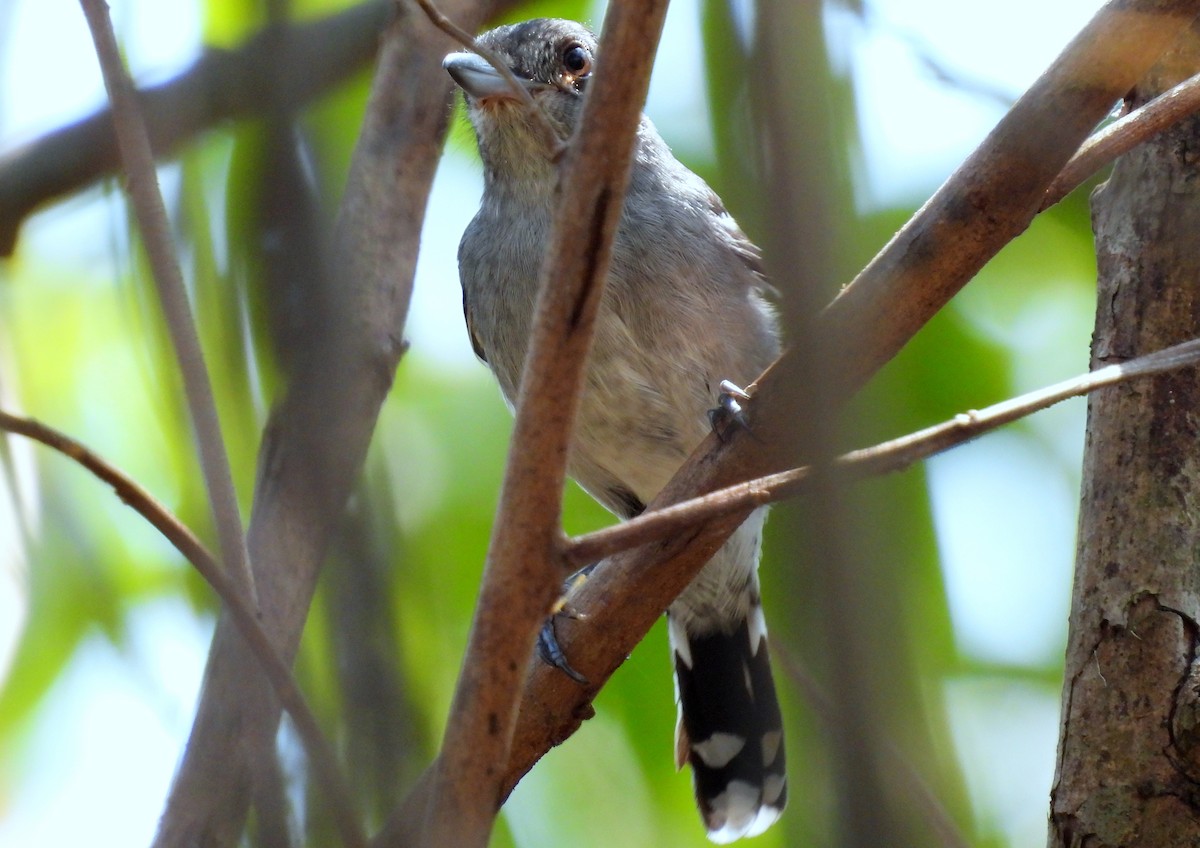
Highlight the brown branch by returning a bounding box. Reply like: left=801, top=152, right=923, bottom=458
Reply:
left=150, top=2, right=519, bottom=846
left=566, top=337, right=1200, bottom=566
left=419, top=2, right=670, bottom=846
left=0, top=0, right=388, bottom=258
left=0, top=409, right=366, bottom=848
left=487, top=0, right=1200, bottom=802
left=80, top=0, right=255, bottom=603
left=1042, top=68, right=1200, bottom=208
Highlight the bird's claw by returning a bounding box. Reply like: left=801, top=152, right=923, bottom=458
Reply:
left=536, top=563, right=597, bottom=685
left=537, top=614, right=589, bottom=684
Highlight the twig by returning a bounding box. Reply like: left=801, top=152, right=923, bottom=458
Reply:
left=565, top=337, right=1200, bottom=566
left=412, top=0, right=565, bottom=157
left=0, top=0, right=388, bottom=257
left=420, top=3, right=670, bottom=846
left=0, top=409, right=367, bottom=848
left=79, top=0, right=256, bottom=605
left=1042, top=69, right=1200, bottom=209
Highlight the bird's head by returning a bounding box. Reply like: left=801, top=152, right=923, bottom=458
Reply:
left=443, top=19, right=597, bottom=181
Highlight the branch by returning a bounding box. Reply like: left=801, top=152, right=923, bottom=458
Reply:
left=0, top=0, right=388, bottom=257
left=80, top=0, right=255, bottom=603
left=566, top=337, right=1200, bottom=566
left=490, top=0, right=1200, bottom=801
left=420, top=1, right=670, bottom=845
left=0, top=410, right=366, bottom=848
left=150, top=2, right=519, bottom=845
left=1042, top=68, right=1200, bottom=209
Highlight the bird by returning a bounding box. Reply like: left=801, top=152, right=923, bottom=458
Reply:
left=444, top=19, right=786, bottom=843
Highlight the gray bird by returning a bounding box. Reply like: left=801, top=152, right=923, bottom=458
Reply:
left=444, top=19, right=786, bottom=843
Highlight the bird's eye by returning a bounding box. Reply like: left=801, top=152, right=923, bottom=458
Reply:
left=562, top=43, right=592, bottom=76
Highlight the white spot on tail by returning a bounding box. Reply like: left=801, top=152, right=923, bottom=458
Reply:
left=692, top=732, right=747, bottom=769
left=705, top=780, right=775, bottom=844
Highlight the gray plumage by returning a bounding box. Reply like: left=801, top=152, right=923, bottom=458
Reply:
left=445, top=19, right=786, bottom=842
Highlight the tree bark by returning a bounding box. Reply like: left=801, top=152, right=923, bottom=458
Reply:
left=1050, top=23, right=1200, bottom=848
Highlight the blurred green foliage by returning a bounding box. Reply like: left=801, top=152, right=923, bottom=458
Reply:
left=0, top=0, right=1100, bottom=846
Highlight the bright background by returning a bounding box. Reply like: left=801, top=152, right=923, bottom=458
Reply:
left=0, top=0, right=1107, bottom=845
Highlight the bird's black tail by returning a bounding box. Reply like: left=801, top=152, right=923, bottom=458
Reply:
left=670, top=604, right=787, bottom=843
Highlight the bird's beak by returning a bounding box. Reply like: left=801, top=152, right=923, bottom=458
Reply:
left=443, top=52, right=543, bottom=102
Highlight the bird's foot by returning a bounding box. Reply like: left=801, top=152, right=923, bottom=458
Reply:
left=536, top=563, right=597, bottom=685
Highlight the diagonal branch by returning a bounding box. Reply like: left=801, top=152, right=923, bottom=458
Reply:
left=0, top=409, right=366, bottom=848
left=0, top=0, right=389, bottom=257
left=420, top=2, right=670, bottom=846
left=566, top=337, right=1200, bottom=566
left=80, top=0, right=255, bottom=604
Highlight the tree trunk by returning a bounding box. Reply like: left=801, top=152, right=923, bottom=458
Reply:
left=1049, top=25, right=1200, bottom=848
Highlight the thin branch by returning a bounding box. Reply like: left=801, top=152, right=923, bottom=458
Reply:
left=566, top=337, right=1200, bottom=566
left=413, top=0, right=564, bottom=156
left=0, top=409, right=366, bottom=848
left=79, top=0, right=255, bottom=604
left=420, top=2, right=670, bottom=845
left=1042, top=69, right=1200, bottom=209
left=0, top=0, right=388, bottom=257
